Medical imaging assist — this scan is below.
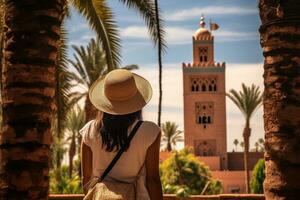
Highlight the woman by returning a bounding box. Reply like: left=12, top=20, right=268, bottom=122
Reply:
left=80, top=69, right=163, bottom=200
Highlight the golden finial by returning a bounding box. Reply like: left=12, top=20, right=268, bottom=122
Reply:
left=200, top=15, right=206, bottom=28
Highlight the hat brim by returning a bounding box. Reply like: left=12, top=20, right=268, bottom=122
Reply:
left=89, top=73, right=152, bottom=115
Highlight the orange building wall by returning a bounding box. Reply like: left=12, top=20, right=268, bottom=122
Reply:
left=212, top=171, right=252, bottom=193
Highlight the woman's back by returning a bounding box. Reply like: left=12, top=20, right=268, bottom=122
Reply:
left=80, top=119, right=160, bottom=182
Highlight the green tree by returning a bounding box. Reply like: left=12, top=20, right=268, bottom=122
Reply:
left=233, top=139, right=239, bottom=151
left=161, top=121, right=183, bottom=152
left=226, top=83, right=263, bottom=193
left=254, top=142, right=259, bottom=152
left=69, top=38, right=139, bottom=121
left=66, top=106, right=86, bottom=178
left=250, top=159, right=265, bottom=194
left=54, top=21, right=74, bottom=181
left=160, top=148, right=222, bottom=196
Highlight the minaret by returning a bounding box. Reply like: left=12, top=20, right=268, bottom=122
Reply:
left=182, top=16, right=227, bottom=170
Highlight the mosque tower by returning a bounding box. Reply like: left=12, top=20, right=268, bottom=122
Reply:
left=182, top=16, right=227, bottom=170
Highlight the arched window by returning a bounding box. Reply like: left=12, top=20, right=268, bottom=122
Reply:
left=202, top=84, right=206, bottom=91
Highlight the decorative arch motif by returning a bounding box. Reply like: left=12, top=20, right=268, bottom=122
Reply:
left=194, top=140, right=216, bottom=156
left=190, top=76, right=217, bottom=92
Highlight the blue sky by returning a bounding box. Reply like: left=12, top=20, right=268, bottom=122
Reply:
left=66, top=0, right=265, bottom=151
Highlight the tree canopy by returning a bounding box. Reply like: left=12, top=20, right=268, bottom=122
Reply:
left=160, top=148, right=222, bottom=197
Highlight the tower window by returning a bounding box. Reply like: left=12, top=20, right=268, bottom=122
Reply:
left=195, top=102, right=214, bottom=126
left=190, top=77, right=217, bottom=92
left=199, top=47, right=208, bottom=63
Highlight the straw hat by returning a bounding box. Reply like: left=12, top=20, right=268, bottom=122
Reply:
left=89, top=69, right=152, bottom=115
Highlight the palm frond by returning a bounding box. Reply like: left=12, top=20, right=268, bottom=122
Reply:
left=56, top=22, right=74, bottom=138
left=226, top=83, right=263, bottom=123
left=71, top=0, right=121, bottom=71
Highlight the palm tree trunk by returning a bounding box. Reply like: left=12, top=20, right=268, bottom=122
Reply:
left=0, top=0, right=65, bottom=199
left=154, top=0, right=163, bottom=127
left=68, top=135, right=76, bottom=178
left=85, top=95, right=98, bottom=122
left=243, top=125, right=251, bottom=193
left=259, top=0, right=300, bottom=199
left=77, top=134, right=82, bottom=178
left=167, top=141, right=172, bottom=152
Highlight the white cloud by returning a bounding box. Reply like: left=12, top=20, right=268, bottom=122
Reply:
left=121, top=26, right=258, bottom=44
left=134, top=63, right=264, bottom=151
left=165, top=6, right=257, bottom=21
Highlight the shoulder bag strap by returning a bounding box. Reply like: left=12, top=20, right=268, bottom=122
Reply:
left=99, top=120, right=143, bottom=181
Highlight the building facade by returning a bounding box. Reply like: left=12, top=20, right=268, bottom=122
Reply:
left=183, top=16, right=227, bottom=170
left=178, top=16, right=263, bottom=193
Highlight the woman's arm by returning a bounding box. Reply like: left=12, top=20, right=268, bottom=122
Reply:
left=81, top=140, right=93, bottom=194
left=146, top=132, right=163, bottom=200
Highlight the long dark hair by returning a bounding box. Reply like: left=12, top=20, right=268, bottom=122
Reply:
left=97, top=110, right=142, bottom=152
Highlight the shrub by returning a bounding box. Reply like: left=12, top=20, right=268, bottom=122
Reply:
left=49, top=165, right=83, bottom=194
left=250, top=159, right=265, bottom=193
left=160, top=147, right=222, bottom=197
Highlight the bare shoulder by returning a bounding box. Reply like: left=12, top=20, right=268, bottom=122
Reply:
left=142, top=121, right=161, bottom=134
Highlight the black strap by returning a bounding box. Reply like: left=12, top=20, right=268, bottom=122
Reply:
left=99, top=121, right=143, bottom=181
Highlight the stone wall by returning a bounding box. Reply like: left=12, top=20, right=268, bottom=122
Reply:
left=227, top=152, right=263, bottom=171
left=49, top=194, right=265, bottom=200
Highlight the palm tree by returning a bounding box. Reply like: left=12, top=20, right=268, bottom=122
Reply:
left=0, top=1, right=66, bottom=198
left=54, top=21, right=75, bottom=181
left=154, top=0, right=166, bottom=127
left=254, top=142, right=259, bottom=152
left=259, top=1, right=300, bottom=197
left=258, top=138, right=264, bottom=152
left=0, top=0, right=165, bottom=198
left=233, top=139, right=239, bottom=152
left=161, top=121, right=184, bottom=152
left=69, top=38, right=138, bottom=121
left=66, top=106, right=85, bottom=178
left=226, top=83, right=262, bottom=193
left=240, top=141, right=245, bottom=151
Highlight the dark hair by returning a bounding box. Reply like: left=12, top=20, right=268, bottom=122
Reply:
left=99, top=110, right=142, bottom=152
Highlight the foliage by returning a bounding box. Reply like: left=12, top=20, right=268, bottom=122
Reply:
left=66, top=106, right=86, bottom=177
left=226, top=83, right=263, bottom=123
left=233, top=139, right=239, bottom=151
left=257, top=138, right=265, bottom=152
left=160, top=148, right=222, bottom=197
left=161, top=121, right=183, bottom=151
left=250, top=159, right=265, bottom=194
left=50, top=165, right=83, bottom=194
left=70, top=0, right=166, bottom=71
left=68, top=38, right=138, bottom=109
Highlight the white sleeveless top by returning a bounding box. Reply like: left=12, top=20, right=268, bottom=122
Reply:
left=80, top=120, right=160, bottom=199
